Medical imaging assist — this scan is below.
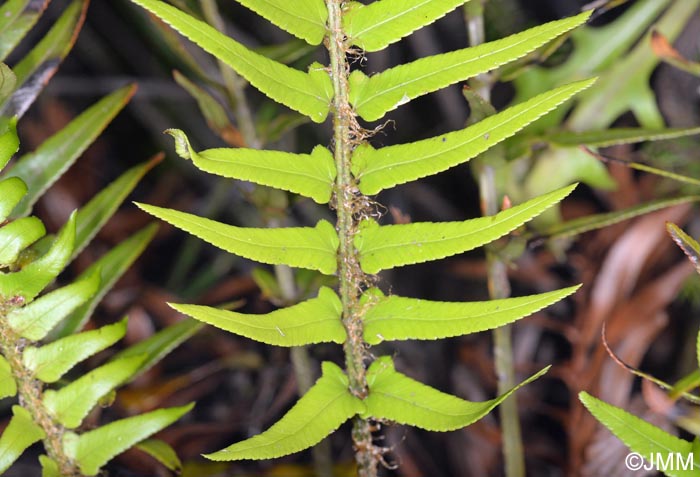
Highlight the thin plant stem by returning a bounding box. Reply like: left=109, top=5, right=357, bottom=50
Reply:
left=327, top=1, right=376, bottom=475
left=200, top=0, right=260, bottom=149
left=0, top=300, right=82, bottom=477
left=465, top=2, right=525, bottom=477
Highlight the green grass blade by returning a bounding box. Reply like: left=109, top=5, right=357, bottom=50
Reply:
left=72, top=156, right=159, bottom=259
left=0, top=0, right=87, bottom=118
left=580, top=392, right=699, bottom=476
left=111, top=318, right=203, bottom=382
left=23, top=318, right=128, bottom=383
left=3, top=85, right=136, bottom=218
left=343, top=0, right=468, bottom=52
left=0, top=0, right=50, bottom=62
left=356, top=185, right=575, bottom=273
left=548, top=126, right=700, bottom=147
left=129, top=0, right=332, bottom=122
left=0, top=406, right=45, bottom=474
left=137, top=203, right=339, bottom=274
left=63, top=404, right=193, bottom=476
left=363, top=357, right=549, bottom=431
left=363, top=285, right=580, bottom=344
left=167, top=129, right=336, bottom=204
left=667, top=222, right=700, bottom=275
left=540, top=196, right=700, bottom=241
left=55, top=224, right=158, bottom=337
left=234, top=0, right=327, bottom=45
left=0, top=356, right=17, bottom=400
left=171, top=286, right=345, bottom=346
left=353, top=79, right=595, bottom=195
left=205, top=361, right=364, bottom=461
left=349, top=11, right=591, bottom=121
left=43, top=355, right=146, bottom=429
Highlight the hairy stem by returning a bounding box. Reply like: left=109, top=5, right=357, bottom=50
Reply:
left=0, top=300, right=82, bottom=477
left=327, top=1, right=376, bottom=475
left=465, top=3, right=525, bottom=477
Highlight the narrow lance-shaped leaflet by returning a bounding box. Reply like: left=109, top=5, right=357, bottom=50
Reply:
left=349, top=11, right=592, bottom=121
left=136, top=203, right=339, bottom=274
left=355, top=184, right=576, bottom=273
left=352, top=79, right=596, bottom=195
left=167, top=129, right=336, bottom=204
left=129, top=0, right=333, bottom=123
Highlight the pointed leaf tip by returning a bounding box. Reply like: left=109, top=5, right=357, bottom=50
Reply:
left=170, top=286, right=344, bottom=346
left=364, top=357, right=549, bottom=431
left=205, top=361, right=363, bottom=461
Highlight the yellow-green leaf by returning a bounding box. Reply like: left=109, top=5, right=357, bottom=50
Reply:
left=363, top=357, right=549, bottom=431
left=349, top=11, right=592, bottom=121
left=234, top=0, right=327, bottom=45
left=206, top=361, right=364, bottom=461
left=171, top=286, right=345, bottom=346
left=352, top=79, right=595, bottom=194
left=130, top=0, right=332, bottom=122
left=363, top=286, right=580, bottom=344
left=137, top=203, right=339, bottom=274
left=167, top=129, right=336, bottom=204
left=355, top=185, right=575, bottom=273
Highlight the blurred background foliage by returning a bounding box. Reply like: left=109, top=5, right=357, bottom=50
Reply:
left=5, top=0, right=700, bottom=475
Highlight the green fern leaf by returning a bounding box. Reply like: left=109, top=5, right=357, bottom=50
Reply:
left=206, top=361, right=364, bottom=461
left=39, top=456, right=60, bottom=477
left=234, top=0, right=327, bottom=45
left=0, top=406, right=45, bottom=473
left=6, top=269, right=99, bottom=341
left=130, top=0, right=332, bottom=123
left=171, top=286, right=345, bottom=346
left=137, top=203, right=339, bottom=274
left=356, top=184, right=575, bottom=273
left=0, top=212, right=76, bottom=302
left=0, top=355, right=16, bottom=400
left=0, top=216, right=45, bottom=266
left=349, top=11, right=591, bottom=121
left=363, top=357, right=549, bottom=431
left=580, top=392, right=700, bottom=476
left=135, top=439, right=182, bottom=472
left=0, top=119, right=19, bottom=169
left=43, top=355, right=146, bottom=429
left=63, top=403, right=193, bottom=476
left=353, top=79, right=595, bottom=194
left=0, top=178, right=26, bottom=223
left=363, top=285, right=580, bottom=344
left=167, top=129, right=336, bottom=204
left=23, top=318, right=128, bottom=383
left=343, top=0, right=467, bottom=52
left=3, top=85, right=135, bottom=218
